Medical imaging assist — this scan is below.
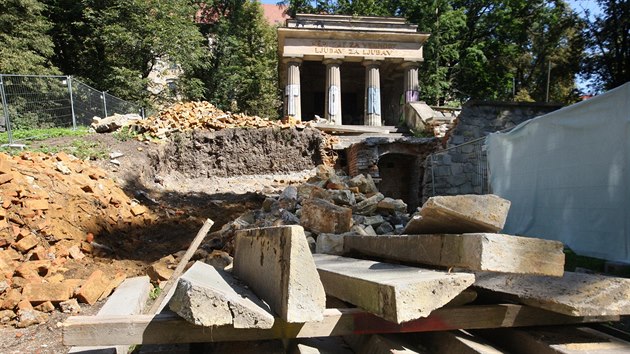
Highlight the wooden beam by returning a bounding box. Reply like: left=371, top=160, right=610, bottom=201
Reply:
left=147, top=218, right=214, bottom=314
left=344, top=234, right=565, bottom=276
left=62, top=305, right=618, bottom=346
left=310, top=123, right=391, bottom=135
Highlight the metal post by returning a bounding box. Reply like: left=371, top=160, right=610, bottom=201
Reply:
left=102, top=91, right=108, bottom=118
left=67, top=76, right=77, bottom=130
left=0, top=74, right=13, bottom=144
left=546, top=61, right=551, bottom=103
left=141, top=107, right=145, bottom=119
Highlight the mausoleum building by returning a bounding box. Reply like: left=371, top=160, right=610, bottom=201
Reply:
left=278, top=14, right=430, bottom=126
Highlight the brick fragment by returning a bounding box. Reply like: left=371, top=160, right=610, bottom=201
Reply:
left=1, top=289, right=22, bottom=310
left=75, top=270, right=110, bottom=305
left=23, top=199, right=49, bottom=211
left=14, top=234, right=39, bottom=253
left=34, top=301, right=55, bottom=313
left=22, top=282, right=72, bottom=303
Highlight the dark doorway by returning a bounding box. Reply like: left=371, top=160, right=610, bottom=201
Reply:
left=377, top=153, right=423, bottom=212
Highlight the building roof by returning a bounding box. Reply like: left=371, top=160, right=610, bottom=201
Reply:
left=262, top=4, right=289, bottom=25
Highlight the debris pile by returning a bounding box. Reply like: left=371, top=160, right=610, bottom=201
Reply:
left=0, top=152, right=156, bottom=327
left=130, top=101, right=301, bottom=141
left=206, top=165, right=412, bottom=254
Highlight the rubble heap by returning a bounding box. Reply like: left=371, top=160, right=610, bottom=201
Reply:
left=206, top=164, right=412, bottom=255
left=0, top=152, right=156, bottom=327
left=131, top=101, right=301, bottom=141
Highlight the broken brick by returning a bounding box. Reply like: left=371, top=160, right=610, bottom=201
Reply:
left=17, top=299, right=33, bottom=312
left=0, top=173, right=14, bottom=185
left=1, top=289, right=22, bottom=310
left=97, top=272, right=127, bottom=302
left=68, top=245, right=85, bottom=260
left=13, top=234, right=39, bottom=253
left=22, top=282, right=72, bottom=303
left=33, top=301, right=54, bottom=313
left=75, top=270, right=110, bottom=305
left=23, top=199, right=49, bottom=211
left=130, top=205, right=147, bottom=216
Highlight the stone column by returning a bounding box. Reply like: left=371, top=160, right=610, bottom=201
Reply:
left=402, top=61, right=420, bottom=103
left=363, top=60, right=382, bottom=126
left=323, top=59, right=343, bottom=125
left=284, top=58, right=302, bottom=121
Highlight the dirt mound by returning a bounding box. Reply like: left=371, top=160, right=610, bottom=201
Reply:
left=151, top=127, right=328, bottom=179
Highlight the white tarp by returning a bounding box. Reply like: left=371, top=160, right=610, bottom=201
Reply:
left=486, top=83, right=630, bottom=262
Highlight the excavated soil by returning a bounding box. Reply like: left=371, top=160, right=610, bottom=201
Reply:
left=0, top=127, right=324, bottom=352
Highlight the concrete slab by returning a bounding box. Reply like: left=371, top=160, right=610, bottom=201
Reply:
left=234, top=225, right=326, bottom=323
left=344, top=234, right=565, bottom=276
left=475, top=272, right=630, bottom=317
left=168, top=261, right=274, bottom=328
left=69, top=276, right=151, bottom=354
left=404, top=195, right=510, bottom=234
left=313, top=254, right=475, bottom=323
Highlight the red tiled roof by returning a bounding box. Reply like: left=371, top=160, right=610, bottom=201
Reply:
left=262, top=4, right=289, bottom=25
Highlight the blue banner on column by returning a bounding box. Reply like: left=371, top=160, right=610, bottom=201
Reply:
left=367, top=87, right=381, bottom=115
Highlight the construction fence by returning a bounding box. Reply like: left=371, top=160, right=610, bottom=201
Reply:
left=0, top=74, right=142, bottom=145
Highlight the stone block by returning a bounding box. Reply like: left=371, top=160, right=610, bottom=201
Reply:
left=169, top=261, right=274, bottom=328
left=234, top=225, right=326, bottom=323
left=301, top=198, right=352, bottom=234
left=353, top=193, right=385, bottom=215
left=344, top=234, right=565, bottom=276
left=314, top=255, right=475, bottom=323
left=404, top=194, right=510, bottom=234
left=76, top=270, right=110, bottom=305
left=376, top=198, right=407, bottom=214
left=22, top=282, right=72, bottom=303
left=348, top=174, right=378, bottom=194
left=1, top=288, right=22, bottom=310
left=315, top=234, right=345, bottom=255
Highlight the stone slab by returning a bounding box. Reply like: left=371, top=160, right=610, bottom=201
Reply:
left=169, top=261, right=274, bottom=328
left=234, top=225, right=326, bottom=323
left=474, top=326, right=630, bottom=354
left=344, top=234, right=565, bottom=276
left=404, top=195, right=510, bottom=234
left=313, top=254, right=475, bottom=323
left=474, top=272, right=630, bottom=317
left=69, top=276, right=151, bottom=354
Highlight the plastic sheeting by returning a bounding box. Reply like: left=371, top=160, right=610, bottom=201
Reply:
left=486, top=83, right=630, bottom=262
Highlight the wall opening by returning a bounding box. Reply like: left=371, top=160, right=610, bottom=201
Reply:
left=377, top=153, right=423, bottom=212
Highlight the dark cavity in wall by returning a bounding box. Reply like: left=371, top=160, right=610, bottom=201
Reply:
left=377, top=153, right=423, bottom=212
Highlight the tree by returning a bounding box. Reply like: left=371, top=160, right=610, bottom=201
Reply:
left=45, top=0, right=208, bottom=104
left=200, top=0, right=281, bottom=118
left=583, top=0, right=630, bottom=92
left=0, top=0, right=58, bottom=74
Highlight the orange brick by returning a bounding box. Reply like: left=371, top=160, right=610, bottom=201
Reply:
left=0, top=173, right=14, bottom=185
left=1, top=289, right=22, bottom=310
left=130, top=205, right=146, bottom=216
left=23, top=199, right=49, bottom=211
left=0, top=158, right=12, bottom=174
left=34, top=301, right=55, bottom=313
left=17, top=299, right=33, bottom=312
left=13, top=234, right=39, bottom=253
left=22, top=282, right=72, bottom=303
left=75, top=270, right=110, bottom=305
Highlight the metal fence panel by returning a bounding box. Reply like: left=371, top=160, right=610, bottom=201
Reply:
left=0, top=74, right=141, bottom=144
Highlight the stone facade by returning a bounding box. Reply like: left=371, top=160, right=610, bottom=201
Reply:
left=278, top=14, right=429, bottom=125
left=422, top=101, right=563, bottom=201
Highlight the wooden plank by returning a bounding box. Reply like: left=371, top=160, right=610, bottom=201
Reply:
left=313, top=254, right=475, bottom=323
left=473, top=326, right=630, bottom=354
left=343, top=234, right=565, bottom=276
left=147, top=218, right=214, bottom=314
left=68, top=276, right=151, bottom=354
left=475, top=272, right=630, bottom=317
left=416, top=330, right=505, bottom=354
left=62, top=305, right=618, bottom=346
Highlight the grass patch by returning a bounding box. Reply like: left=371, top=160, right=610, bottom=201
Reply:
left=0, top=127, right=90, bottom=144
left=35, top=139, right=108, bottom=160
left=112, top=126, right=138, bottom=142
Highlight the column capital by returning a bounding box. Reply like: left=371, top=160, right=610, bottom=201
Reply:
left=401, top=61, right=421, bottom=69
left=283, top=57, right=303, bottom=65
left=362, top=59, right=382, bottom=68
left=323, top=58, right=343, bottom=66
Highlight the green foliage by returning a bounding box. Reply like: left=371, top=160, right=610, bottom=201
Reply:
left=0, top=0, right=59, bottom=74
left=45, top=0, right=209, bottom=105
left=149, top=285, right=162, bottom=300
left=112, top=126, right=137, bottom=142
left=199, top=0, right=281, bottom=118
left=583, top=0, right=630, bottom=92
